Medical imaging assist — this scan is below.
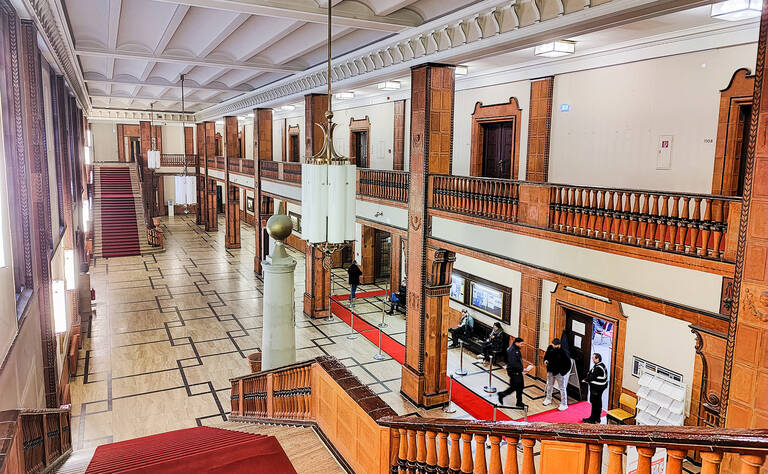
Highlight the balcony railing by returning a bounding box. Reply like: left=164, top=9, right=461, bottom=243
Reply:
left=215, top=156, right=224, bottom=170
left=0, top=408, right=72, bottom=474
left=259, top=160, right=302, bottom=184
left=261, top=160, right=279, bottom=180
left=159, top=153, right=197, bottom=167
left=230, top=360, right=313, bottom=422
left=358, top=169, right=409, bottom=203
left=283, top=162, right=302, bottom=184
left=430, top=174, right=520, bottom=223
left=549, top=185, right=740, bottom=261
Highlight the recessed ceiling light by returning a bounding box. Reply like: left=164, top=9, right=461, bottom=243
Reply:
left=280, top=105, right=295, bottom=111
left=335, top=92, right=355, bottom=100
left=710, top=0, right=761, bottom=21
left=215, top=120, right=224, bottom=125
left=377, top=81, right=401, bottom=91
left=247, top=113, right=254, bottom=118
left=534, top=40, right=576, bottom=58
left=455, top=66, right=469, bottom=76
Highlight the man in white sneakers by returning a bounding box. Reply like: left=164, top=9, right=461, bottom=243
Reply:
left=542, top=338, right=570, bottom=411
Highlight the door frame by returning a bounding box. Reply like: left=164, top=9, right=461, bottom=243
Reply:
left=469, top=98, right=522, bottom=180
left=287, top=125, right=300, bottom=162
left=349, top=116, right=371, bottom=168
left=712, top=68, right=754, bottom=196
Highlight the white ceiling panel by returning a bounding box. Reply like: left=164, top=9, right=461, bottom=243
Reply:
left=211, top=16, right=299, bottom=61
left=163, top=7, right=243, bottom=56
left=64, top=0, right=110, bottom=47
left=113, top=58, right=152, bottom=78
left=116, top=0, right=180, bottom=51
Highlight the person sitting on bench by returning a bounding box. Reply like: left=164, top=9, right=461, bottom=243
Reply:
left=447, top=310, right=474, bottom=349
left=479, top=322, right=506, bottom=364
left=386, top=280, right=407, bottom=314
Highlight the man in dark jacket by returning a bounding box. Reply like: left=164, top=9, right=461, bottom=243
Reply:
left=479, top=322, right=506, bottom=364
left=347, top=262, right=362, bottom=299
left=447, top=310, right=474, bottom=348
left=498, top=337, right=529, bottom=408
left=582, top=353, right=608, bottom=423
left=543, top=338, right=570, bottom=411
left=386, top=280, right=407, bottom=315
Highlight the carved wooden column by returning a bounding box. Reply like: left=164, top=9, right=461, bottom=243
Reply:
left=224, top=116, right=240, bottom=248
left=519, top=273, right=542, bottom=376
left=203, top=121, right=217, bottom=232
left=402, top=63, right=455, bottom=407
left=139, top=120, right=155, bottom=220
left=253, top=108, right=272, bottom=274
left=303, top=93, right=330, bottom=318
left=721, top=4, right=768, bottom=471
left=390, top=234, right=402, bottom=292
left=526, top=76, right=553, bottom=182
left=360, top=225, right=375, bottom=284
left=195, top=122, right=206, bottom=226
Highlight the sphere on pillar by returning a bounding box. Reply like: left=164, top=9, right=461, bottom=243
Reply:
left=261, top=214, right=297, bottom=371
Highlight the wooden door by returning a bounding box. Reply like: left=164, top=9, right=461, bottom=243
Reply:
left=373, top=230, right=391, bottom=280
left=216, top=185, right=224, bottom=214
left=354, top=131, right=369, bottom=168
left=564, top=308, right=593, bottom=401
left=735, top=104, right=751, bottom=196
left=481, top=122, right=514, bottom=179
left=289, top=135, right=300, bottom=162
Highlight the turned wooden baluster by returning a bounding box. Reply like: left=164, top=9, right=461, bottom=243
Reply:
left=564, top=188, right=575, bottom=232
left=449, top=433, right=462, bottom=473
left=501, top=182, right=510, bottom=221
left=513, top=184, right=520, bottom=222
left=594, top=191, right=605, bottom=238
left=398, top=428, right=408, bottom=474
left=416, top=430, right=427, bottom=472
left=699, top=199, right=712, bottom=256
left=603, top=191, right=614, bottom=240
left=287, top=370, right=294, bottom=418
left=739, top=454, right=766, bottom=474
left=585, top=189, right=597, bottom=236
left=583, top=189, right=594, bottom=235
left=456, top=177, right=464, bottom=211
left=573, top=188, right=584, bottom=234
left=688, top=198, right=701, bottom=254
left=710, top=200, right=724, bottom=258
left=668, top=196, right=680, bottom=251
left=521, top=438, right=535, bottom=474
left=488, top=435, right=502, bottom=474
left=611, top=192, right=623, bottom=241
left=437, top=433, right=449, bottom=473
left=657, top=195, right=669, bottom=249
left=503, top=437, right=519, bottom=474
left=473, top=179, right=482, bottom=216
left=481, top=180, right=490, bottom=217
left=550, top=187, right=561, bottom=230
left=646, top=195, right=658, bottom=248
left=607, top=445, right=625, bottom=474
left=700, top=451, right=722, bottom=474
left=461, top=433, right=474, bottom=474
left=586, top=444, right=601, bottom=474
left=628, top=193, right=639, bottom=244
left=665, top=449, right=685, bottom=474
left=637, top=447, right=655, bottom=474
left=490, top=181, right=499, bottom=219
left=474, top=434, right=488, bottom=474
left=276, top=373, right=283, bottom=418
left=426, top=431, right=437, bottom=471
left=676, top=197, right=689, bottom=252
left=407, top=429, right=417, bottom=473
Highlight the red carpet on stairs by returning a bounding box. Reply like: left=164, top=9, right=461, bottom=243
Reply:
left=86, top=426, right=297, bottom=474
left=99, top=167, right=140, bottom=258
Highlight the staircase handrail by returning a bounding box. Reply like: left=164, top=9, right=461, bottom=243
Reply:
left=0, top=407, right=72, bottom=474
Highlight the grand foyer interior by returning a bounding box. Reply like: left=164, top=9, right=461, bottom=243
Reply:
left=1, top=0, right=768, bottom=473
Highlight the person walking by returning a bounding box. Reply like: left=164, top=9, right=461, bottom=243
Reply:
left=581, top=353, right=608, bottom=423
left=543, top=338, right=570, bottom=411
left=346, top=262, right=362, bottom=300
left=498, top=337, right=530, bottom=408
left=447, top=310, right=474, bottom=348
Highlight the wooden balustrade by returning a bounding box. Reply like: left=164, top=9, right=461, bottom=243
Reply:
left=358, top=169, right=409, bottom=203
left=381, top=416, right=768, bottom=474
left=0, top=408, right=72, bottom=474
left=548, top=185, right=740, bottom=261
left=430, top=174, right=520, bottom=222
left=283, top=162, right=302, bottom=184
left=227, top=158, right=241, bottom=173
left=215, top=156, right=225, bottom=170
left=261, top=160, right=279, bottom=180
left=147, top=227, right=163, bottom=248
left=241, top=159, right=254, bottom=174
left=159, top=154, right=197, bottom=167
left=230, top=360, right=313, bottom=422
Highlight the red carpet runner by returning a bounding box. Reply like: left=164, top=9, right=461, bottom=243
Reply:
left=99, top=167, right=140, bottom=258
left=333, top=292, right=604, bottom=423
left=86, top=426, right=297, bottom=474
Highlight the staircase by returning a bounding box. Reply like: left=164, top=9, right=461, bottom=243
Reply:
left=93, top=163, right=156, bottom=258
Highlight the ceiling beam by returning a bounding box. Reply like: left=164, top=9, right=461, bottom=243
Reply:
left=75, top=46, right=306, bottom=74
left=140, top=4, right=191, bottom=81
left=84, top=75, right=253, bottom=92
left=90, top=93, right=219, bottom=104
left=150, top=0, right=421, bottom=32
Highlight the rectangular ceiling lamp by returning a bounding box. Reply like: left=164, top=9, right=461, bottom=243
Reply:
left=711, top=0, right=762, bottom=20
left=52, top=280, right=67, bottom=334
left=280, top=105, right=296, bottom=111
left=335, top=92, right=355, bottom=100
left=455, top=66, right=469, bottom=76
left=534, top=40, right=576, bottom=58
left=377, top=81, right=401, bottom=91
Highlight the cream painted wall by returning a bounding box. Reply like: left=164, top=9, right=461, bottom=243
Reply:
left=450, top=253, right=521, bottom=336
left=333, top=101, right=396, bottom=170
left=244, top=123, right=254, bottom=159
left=0, top=298, right=45, bottom=410
left=163, top=176, right=176, bottom=205
left=272, top=119, right=284, bottom=161
left=273, top=115, right=304, bottom=161
left=162, top=124, right=185, bottom=154
left=539, top=280, right=557, bottom=350
left=620, top=303, right=696, bottom=414
left=549, top=43, right=757, bottom=193
left=453, top=80, right=531, bottom=178
left=91, top=121, right=119, bottom=162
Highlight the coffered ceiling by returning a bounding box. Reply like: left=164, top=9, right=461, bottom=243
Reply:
left=62, top=0, right=475, bottom=113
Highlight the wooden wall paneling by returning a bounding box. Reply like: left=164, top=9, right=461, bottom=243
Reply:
left=469, top=98, right=522, bottom=180
left=360, top=225, right=375, bottom=284
left=195, top=122, right=206, bottom=226
left=712, top=69, right=755, bottom=195
left=224, top=116, right=240, bottom=248
left=287, top=125, right=300, bottom=162
left=253, top=108, right=272, bottom=274
left=393, top=100, right=405, bottom=171
left=390, top=234, right=402, bottom=292
left=227, top=185, right=241, bottom=249
left=349, top=116, right=370, bottom=167
left=527, top=77, right=554, bottom=182
left=304, top=93, right=327, bottom=158
left=206, top=178, right=218, bottom=231
left=519, top=273, right=542, bottom=376
left=204, top=122, right=217, bottom=232
left=116, top=124, right=125, bottom=162
left=139, top=121, right=153, bottom=220
left=402, top=63, right=455, bottom=408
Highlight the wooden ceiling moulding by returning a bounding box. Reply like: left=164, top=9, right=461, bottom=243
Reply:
left=470, top=98, right=523, bottom=180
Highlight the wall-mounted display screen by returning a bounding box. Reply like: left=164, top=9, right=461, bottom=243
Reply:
left=470, top=282, right=504, bottom=319
left=450, top=270, right=510, bottom=324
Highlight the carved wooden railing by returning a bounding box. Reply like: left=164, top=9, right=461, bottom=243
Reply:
left=0, top=408, right=72, bottom=474
left=227, top=157, right=241, bottom=173
left=207, top=157, right=216, bottom=169
left=230, top=360, right=313, bottom=422
left=215, top=156, right=225, bottom=170
left=261, top=160, right=279, bottom=180
left=241, top=159, right=254, bottom=175
left=380, top=416, right=768, bottom=474
left=358, top=169, right=409, bottom=203
left=283, top=162, right=302, bottom=184
left=549, top=185, right=741, bottom=261
left=259, top=161, right=301, bottom=184
left=430, top=174, right=520, bottom=223
left=159, top=153, right=197, bottom=167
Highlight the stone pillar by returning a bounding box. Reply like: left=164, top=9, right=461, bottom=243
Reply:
left=195, top=122, right=206, bottom=226
left=527, top=77, right=554, bottom=182
left=303, top=93, right=330, bottom=318
left=206, top=178, right=218, bottom=231
left=401, top=63, right=455, bottom=408
left=224, top=116, right=240, bottom=248
left=253, top=108, right=273, bottom=274
left=261, top=215, right=297, bottom=370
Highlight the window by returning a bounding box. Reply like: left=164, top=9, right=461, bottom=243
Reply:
left=450, top=270, right=511, bottom=324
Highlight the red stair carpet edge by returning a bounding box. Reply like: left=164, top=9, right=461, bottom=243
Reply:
left=332, top=295, right=604, bottom=424
left=86, top=427, right=297, bottom=474
left=98, top=167, right=140, bottom=258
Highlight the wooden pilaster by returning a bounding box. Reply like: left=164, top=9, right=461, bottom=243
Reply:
left=224, top=116, right=240, bottom=248
left=253, top=108, right=272, bottom=274
left=206, top=178, right=218, bottom=231
left=519, top=273, right=542, bottom=376
left=195, top=122, right=206, bottom=226
left=139, top=121, right=154, bottom=220
left=304, top=93, right=328, bottom=158
left=204, top=121, right=217, bottom=232
left=390, top=234, right=402, bottom=293
left=393, top=99, right=406, bottom=171
left=184, top=125, right=194, bottom=155
left=402, top=63, right=455, bottom=407
left=526, top=77, right=554, bottom=182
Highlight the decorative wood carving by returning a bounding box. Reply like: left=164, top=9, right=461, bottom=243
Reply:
left=690, top=327, right=726, bottom=428
left=712, top=68, right=754, bottom=196
left=469, top=98, right=522, bottom=180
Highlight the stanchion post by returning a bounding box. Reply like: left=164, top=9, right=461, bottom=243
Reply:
left=455, top=341, right=468, bottom=376
left=483, top=355, right=497, bottom=393
left=325, top=256, right=334, bottom=322
left=443, top=376, right=457, bottom=413
left=347, top=299, right=358, bottom=340
left=374, top=327, right=387, bottom=360
left=378, top=294, right=387, bottom=328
